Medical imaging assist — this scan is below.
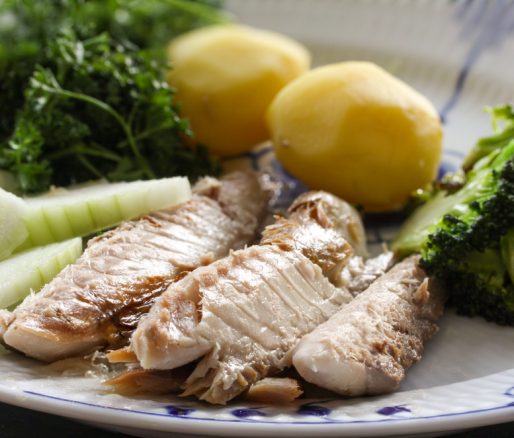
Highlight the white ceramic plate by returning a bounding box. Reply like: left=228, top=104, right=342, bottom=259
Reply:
left=1, top=0, right=514, bottom=436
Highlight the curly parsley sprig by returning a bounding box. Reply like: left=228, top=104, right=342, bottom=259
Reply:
left=0, top=1, right=225, bottom=193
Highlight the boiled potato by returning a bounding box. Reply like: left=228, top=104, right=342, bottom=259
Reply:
left=267, top=62, right=443, bottom=212
left=167, top=25, right=310, bottom=157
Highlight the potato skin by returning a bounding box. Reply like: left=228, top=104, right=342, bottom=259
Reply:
left=267, top=62, right=443, bottom=212
left=167, top=25, right=310, bottom=157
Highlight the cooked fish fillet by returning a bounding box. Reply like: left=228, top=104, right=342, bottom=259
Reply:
left=245, top=377, right=303, bottom=404
left=132, top=238, right=352, bottom=369
left=0, top=310, right=13, bottom=340
left=338, top=251, right=395, bottom=296
left=105, top=249, right=392, bottom=399
left=2, top=171, right=268, bottom=362
left=105, top=367, right=191, bottom=396
left=142, top=246, right=351, bottom=404
left=260, top=217, right=353, bottom=283
left=131, top=192, right=362, bottom=404
left=105, top=347, right=138, bottom=364
left=292, top=255, right=445, bottom=396
left=286, top=191, right=367, bottom=257
left=259, top=191, right=366, bottom=283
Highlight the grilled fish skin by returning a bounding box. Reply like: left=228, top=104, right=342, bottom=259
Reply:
left=292, top=255, right=445, bottom=396
left=2, top=171, right=268, bottom=362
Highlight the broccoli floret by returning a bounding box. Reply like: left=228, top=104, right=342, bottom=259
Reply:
left=436, top=249, right=514, bottom=325
left=392, top=140, right=514, bottom=258
left=501, top=228, right=514, bottom=284
left=392, top=105, right=514, bottom=325
left=422, top=141, right=514, bottom=267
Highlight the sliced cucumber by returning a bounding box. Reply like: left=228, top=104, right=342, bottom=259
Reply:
left=0, top=238, right=83, bottom=309
left=21, top=177, right=191, bottom=248
left=0, top=189, right=29, bottom=261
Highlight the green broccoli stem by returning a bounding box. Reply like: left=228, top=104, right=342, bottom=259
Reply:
left=391, top=191, right=456, bottom=256
left=462, top=105, right=514, bottom=170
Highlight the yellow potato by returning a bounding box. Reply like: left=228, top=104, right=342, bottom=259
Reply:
left=267, top=62, right=443, bottom=212
left=167, top=25, right=310, bottom=157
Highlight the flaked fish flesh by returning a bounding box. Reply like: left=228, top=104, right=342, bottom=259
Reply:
left=338, top=251, right=395, bottom=296
left=135, top=245, right=352, bottom=404
left=245, top=377, right=303, bottom=404
left=131, top=192, right=361, bottom=404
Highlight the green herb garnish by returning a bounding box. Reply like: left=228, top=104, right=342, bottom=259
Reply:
left=0, top=0, right=226, bottom=193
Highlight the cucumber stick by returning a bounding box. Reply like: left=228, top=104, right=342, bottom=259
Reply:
left=0, top=190, right=29, bottom=261
left=0, top=238, right=83, bottom=309
left=0, top=177, right=191, bottom=259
